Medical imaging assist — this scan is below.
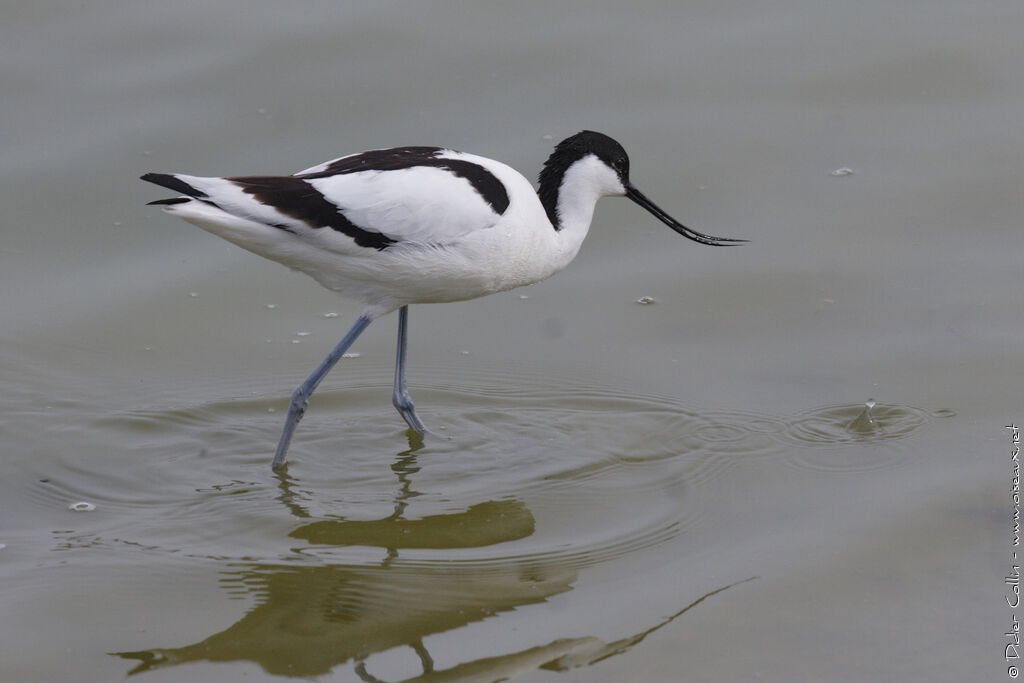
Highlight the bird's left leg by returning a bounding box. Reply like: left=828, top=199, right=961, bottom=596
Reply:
left=272, top=314, right=372, bottom=471
left=392, top=306, right=427, bottom=434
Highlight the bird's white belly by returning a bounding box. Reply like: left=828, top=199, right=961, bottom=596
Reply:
left=304, top=222, right=563, bottom=313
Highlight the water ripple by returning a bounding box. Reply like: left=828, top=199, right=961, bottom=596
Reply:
left=34, top=364, right=943, bottom=575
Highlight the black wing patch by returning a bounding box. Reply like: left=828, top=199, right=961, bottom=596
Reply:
left=230, top=175, right=397, bottom=250
left=303, top=146, right=447, bottom=175
left=438, top=159, right=510, bottom=215
left=299, top=146, right=510, bottom=215
left=143, top=147, right=510, bottom=252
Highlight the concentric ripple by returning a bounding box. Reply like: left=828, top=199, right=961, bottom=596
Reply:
left=774, top=401, right=936, bottom=472
left=777, top=401, right=931, bottom=447
left=265, top=364, right=732, bottom=570
left=45, top=363, right=943, bottom=576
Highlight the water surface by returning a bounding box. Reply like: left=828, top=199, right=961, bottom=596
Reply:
left=1, top=1, right=1014, bottom=681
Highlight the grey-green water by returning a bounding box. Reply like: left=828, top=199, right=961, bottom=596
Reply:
left=1, top=2, right=1015, bottom=681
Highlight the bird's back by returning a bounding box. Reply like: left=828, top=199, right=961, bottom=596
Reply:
left=142, top=147, right=559, bottom=315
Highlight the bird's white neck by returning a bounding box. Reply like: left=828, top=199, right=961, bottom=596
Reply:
left=546, top=154, right=626, bottom=267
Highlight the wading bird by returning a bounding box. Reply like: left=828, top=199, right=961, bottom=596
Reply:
left=141, top=131, right=744, bottom=470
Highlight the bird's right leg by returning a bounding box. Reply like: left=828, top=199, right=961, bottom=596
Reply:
left=272, top=315, right=372, bottom=471
left=392, top=305, right=428, bottom=434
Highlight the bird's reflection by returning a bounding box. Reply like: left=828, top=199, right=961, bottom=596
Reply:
left=113, top=444, right=754, bottom=679
left=116, top=559, right=575, bottom=678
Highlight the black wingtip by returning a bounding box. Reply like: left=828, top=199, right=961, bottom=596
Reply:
left=146, top=197, right=192, bottom=206
left=139, top=172, right=207, bottom=199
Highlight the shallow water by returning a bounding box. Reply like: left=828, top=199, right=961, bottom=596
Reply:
left=1, top=1, right=1015, bottom=681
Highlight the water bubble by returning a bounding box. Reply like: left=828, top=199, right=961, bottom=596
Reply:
left=635, top=296, right=657, bottom=305
left=291, top=339, right=302, bottom=344
left=296, top=331, right=310, bottom=337
left=188, top=292, right=199, bottom=298
left=341, top=352, right=360, bottom=359
left=830, top=167, right=855, bottom=177
left=519, top=295, right=530, bottom=300
left=69, top=502, right=96, bottom=512
left=265, top=303, right=277, bottom=309
left=322, top=312, right=338, bottom=318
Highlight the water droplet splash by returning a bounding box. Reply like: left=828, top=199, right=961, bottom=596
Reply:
left=69, top=501, right=96, bottom=512
left=846, top=399, right=878, bottom=433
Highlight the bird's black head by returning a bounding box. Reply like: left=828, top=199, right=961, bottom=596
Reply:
left=538, top=131, right=631, bottom=228
left=552, top=130, right=631, bottom=183
left=538, top=130, right=747, bottom=245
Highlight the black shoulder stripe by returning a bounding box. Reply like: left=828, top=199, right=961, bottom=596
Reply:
left=231, top=175, right=396, bottom=251
left=304, top=147, right=447, bottom=176
left=299, top=146, right=510, bottom=215
left=436, top=159, right=510, bottom=214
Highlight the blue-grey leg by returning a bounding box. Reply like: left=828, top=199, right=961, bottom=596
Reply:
left=271, top=315, right=373, bottom=471
left=392, top=306, right=427, bottom=434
